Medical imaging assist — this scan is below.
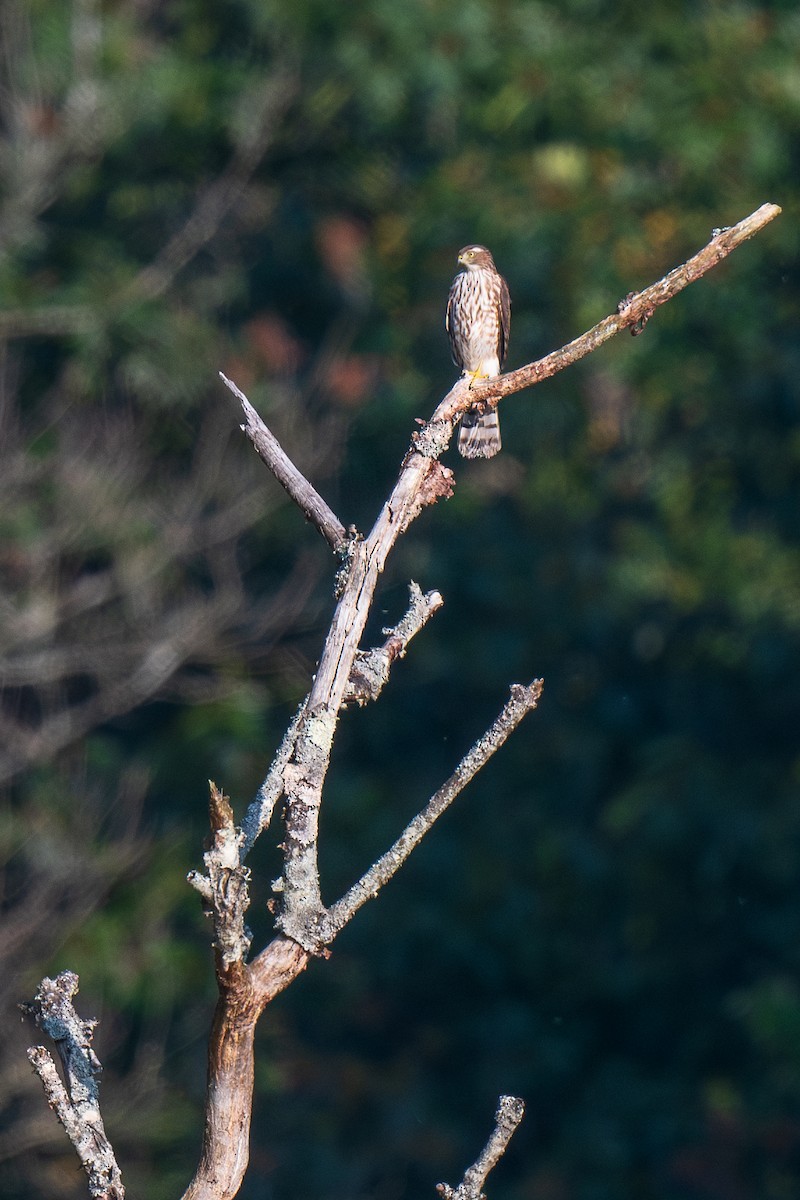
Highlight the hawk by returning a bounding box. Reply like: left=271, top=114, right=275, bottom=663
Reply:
left=446, top=244, right=511, bottom=459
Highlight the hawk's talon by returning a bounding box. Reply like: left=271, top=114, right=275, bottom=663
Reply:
left=465, top=368, right=490, bottom=391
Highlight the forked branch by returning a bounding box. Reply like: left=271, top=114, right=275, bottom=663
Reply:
left=21, top=973, right=125, bottom=1200
left=25, top=203, right=780, bottom=1200
left=186, top=200, right=782, bottom=1199
left=321, top=680, right=543, bottom=941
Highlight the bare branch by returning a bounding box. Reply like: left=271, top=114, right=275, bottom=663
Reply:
left=266, top=582, right=446, bottom=939
left=239, top=698, right=308, bottom=856
left=322, top=681, right=543, bottom=940
left=21, top=973, right=125, bottom=1200
left=181, top=938, right=310, bottom=1200
left=344, top=581, right=444, bottom=705
left=425, top=202, right=782, bottom=437
left=220, top=372, right=349, bottom=552
left=188, top=783, right=252, bottom=967
left=437, top=1095, right=525, bottom=1200
left=275, top=704, right=336, bottom=949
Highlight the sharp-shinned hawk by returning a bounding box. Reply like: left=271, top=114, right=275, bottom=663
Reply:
left=446, top=245, right=511, bottom=459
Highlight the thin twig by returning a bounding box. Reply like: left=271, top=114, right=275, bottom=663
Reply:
left=21, top=972, right=125, bottom=1200
left=321, top=681, right=543, bottom=940
left=220, top=372, right=349, bottom=552
left=240, top=698, right=308, bottom=857
left=438, top=1095, right=526, bottom=1200
left=344, top=581, right=444, bottom=705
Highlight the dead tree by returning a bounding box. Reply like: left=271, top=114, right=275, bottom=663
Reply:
left=22, top=204, right=780, bottom=1200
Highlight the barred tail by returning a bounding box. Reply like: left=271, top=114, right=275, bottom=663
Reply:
left=458, top=408, right=502, bottom=459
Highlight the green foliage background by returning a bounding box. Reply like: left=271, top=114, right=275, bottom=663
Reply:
left=2, top=1, right=799, bottom=1198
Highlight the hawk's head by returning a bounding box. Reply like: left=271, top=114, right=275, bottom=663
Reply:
left=457, top=245, right=496, bottom=271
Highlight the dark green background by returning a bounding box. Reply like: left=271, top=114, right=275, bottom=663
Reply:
left=2, top=2, right=799, bottom=1198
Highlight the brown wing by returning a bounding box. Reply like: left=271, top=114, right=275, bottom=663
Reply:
left=497, top=272, right=511, bottom=369
left=445, top=276, right=464, bottom=369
